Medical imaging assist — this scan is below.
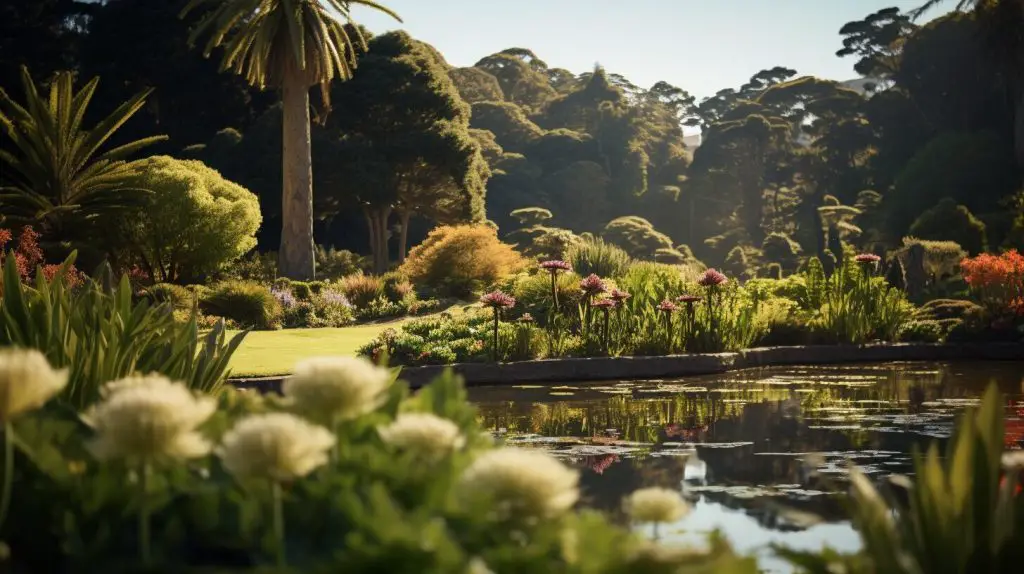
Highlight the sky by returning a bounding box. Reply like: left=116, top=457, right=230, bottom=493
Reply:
left=351, top=0, right=947, bottom=101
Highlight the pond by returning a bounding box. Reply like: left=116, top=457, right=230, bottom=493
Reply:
left=469, top=361, right=1024, bottom=573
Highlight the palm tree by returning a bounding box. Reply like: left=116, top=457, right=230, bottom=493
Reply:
left=181, top=0, right=401, bottom=279
left=0, top=66, right=166, bottom=249
left=911, top=0, right=1024, bottom=168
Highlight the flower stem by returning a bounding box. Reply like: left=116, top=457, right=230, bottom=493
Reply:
left=653, top=521, right=661, bottom=541
left=272, top=481, right=286, bottom=568
left=492, top=309, right=500, bottom=362
left=138, top=461, right=151, bottom=565
left=0, top=422, right=14, bottom=531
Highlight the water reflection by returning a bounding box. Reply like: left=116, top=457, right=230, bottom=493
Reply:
left=470, top=361, right=1024, bottom=573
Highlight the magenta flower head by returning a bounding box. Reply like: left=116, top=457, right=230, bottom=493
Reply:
left=579, top=274, right=607, bottom=296
left=540, top=260, right=572, bottom=273
left=517, top=313, right=535, bottom=324
left=610, top=288, right=631, bottom=302
left=676, top=294, right=702, bottom=304
left=480, top=290, right=516, bottom=310
left=657, top=300, right=678, bottom=313
left=854, top=253, right=881, bottom=265
left=592, top=298, right=617, bottom=310
left=697, top=268, right=728, bottom=288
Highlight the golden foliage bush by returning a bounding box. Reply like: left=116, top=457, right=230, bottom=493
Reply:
left=400, top=225, right=526, bottom=297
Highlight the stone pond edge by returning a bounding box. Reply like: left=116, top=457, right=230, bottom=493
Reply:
left=229, top=342, right=1024, bottom=393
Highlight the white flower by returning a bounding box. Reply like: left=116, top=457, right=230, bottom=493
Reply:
left=283, top=356, right=391, bottom=422
left=0, top=348, right=68, bottom=422
left=465, top=557, right=494, bottom=574
left=84, top=374, right=216, bottom=461
left=378, top=413, right=465, bottom=459
left=459, top=447, right=579, bottom=518
left=624, top=487, right=690, bottom=524
left=217, top=412, right=335, bottom=482
left=1002, top=450, right=1024, bottom=469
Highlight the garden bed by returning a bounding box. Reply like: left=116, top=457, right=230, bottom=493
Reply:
left=230, top=341, right=1024, bottom=392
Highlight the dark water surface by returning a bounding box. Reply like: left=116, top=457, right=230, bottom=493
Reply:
left=469, top=361, right=1024, bottom=573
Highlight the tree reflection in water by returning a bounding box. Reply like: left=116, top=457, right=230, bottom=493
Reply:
left=472, top=361, right=1024, bottom=550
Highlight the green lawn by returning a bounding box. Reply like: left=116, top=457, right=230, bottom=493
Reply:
left=227, top=320, right=406, bottom=378
left=227, top=302, right=479, bottom=378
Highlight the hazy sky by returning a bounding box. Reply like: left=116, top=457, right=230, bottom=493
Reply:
left=351, top=0, right=946, bottom=101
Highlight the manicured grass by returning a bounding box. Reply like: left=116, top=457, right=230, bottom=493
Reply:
left=227, top=301, right=480, bottom=378
left=227, top=320, right=406, bottom=378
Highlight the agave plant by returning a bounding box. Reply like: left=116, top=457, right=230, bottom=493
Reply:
left=0, top=66, right=166, bottom=244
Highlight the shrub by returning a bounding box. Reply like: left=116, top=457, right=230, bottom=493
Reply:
left=898, top=319, right=946, bottom=343
left=339, top=273, right=385, bottom=308
left=723, top=246, right=753, bottom=281
left=914, top=298, right=983, bottom=321
left=291, top=281, right=314, bottom=301
left=602, top=216, right=675, bottom=258
left=756, top=314, right=818, bottom=347
left=566, top=236, right=632, bottom=278
left=382, top=272, right=415, bottom=304
left=506, top=225, right=581, bottom=260
left=201, top=280, right=281, bottom=330
left=356, top=296, right=405, bottom=321
left=219, top=250, right=277, bottom=282
left=960, top=250, right=1024, bottom=317
left=315, top=245, right=366, bottom=278
left=0, top=255, right=245, bottom=408
left=116, top=156, right=261, bottom=283
left=0, top=226, right=85, bottom=290
left=908, top=198, right=988, bottom=255
left=143, top=283, right=193, bottom=310
left=503, top=271, right=583, bottom=325
left=400, top=225, right=527, bottom=298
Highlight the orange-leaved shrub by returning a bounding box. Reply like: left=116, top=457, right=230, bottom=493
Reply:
left=399, top=224, right=527, bottom=297
left=338, top=273, right=385, bottom=308
left=960, top=250, right=1024, bottom=317
left=0, top=226, right=84, bottom=289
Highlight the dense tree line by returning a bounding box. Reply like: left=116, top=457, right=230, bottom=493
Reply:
left=2, top=0, right=1022, bottom=277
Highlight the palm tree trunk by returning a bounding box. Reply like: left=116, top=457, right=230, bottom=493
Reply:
left=397, top=210, right=411, bottom=264
left=278, top=68, right=316, bottom=280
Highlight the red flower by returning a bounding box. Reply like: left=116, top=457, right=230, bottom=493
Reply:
left=610, top=288, right=631, bottom=302
left=579, top=274, right=607, bottom=295
left=592, top=298, right=617, bottom=310
left=480, top=290, right=516, bottom=309
left=697, top=268, right=728, bottom=288
left=657, top=299, right=678, bottom=313
left=540, top=260, right=572, bottom=273
left=677, top=294, right=702, bottom=304
left=855, top=253, right=881, bottom=264
left=961, top=250, right=1024, bottom=317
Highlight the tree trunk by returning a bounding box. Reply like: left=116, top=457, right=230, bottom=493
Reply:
left=278, top=68, right=316, bottom=280
left=397, top=210, right=411, bottom=264
left=375, top=207, right=392, bottom=274
left=364, top=208, right=379, bottom=273
left=1016, top=90, right=1024, bottom=172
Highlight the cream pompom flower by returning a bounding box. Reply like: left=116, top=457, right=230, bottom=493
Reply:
left=624, top=487, right=690, bottom=524
left=283, top=356, right=392, bottom=423
left=216, top=412, right=335, bottom=482
left=459, top=447, right=579, bottom=519
left=84, top=374, right=216, bottom=461
left=0, top=348, right=68, bottom=422
left=378, top=412, right=465, bottom=459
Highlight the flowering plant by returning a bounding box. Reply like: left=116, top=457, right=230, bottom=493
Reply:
left=960, top=250, right=1024, bottom=317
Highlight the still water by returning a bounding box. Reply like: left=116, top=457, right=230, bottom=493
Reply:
left=470, top=361, right=1024, bottom=573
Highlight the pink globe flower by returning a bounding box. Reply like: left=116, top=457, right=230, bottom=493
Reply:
left=676, top=294, right=702, bottom=304
left=697, top=269, right=728, bottom=288
left=579, top=274, right=607, bottom=295
left=610, top=288, right=631, bottom=302
left=517, top=313, right=535, bottom=323
left=479, top=290, right=516, bottom=309
left=592, top=298, right=617, bottom=310
left=540, top=260, right=572, bottom=273
left=657, top=300, right=678, bottom=313
left=854, top=253, right=881, bottom=264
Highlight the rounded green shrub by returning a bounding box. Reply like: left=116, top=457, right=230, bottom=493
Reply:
left=761, top=233, right=802, bottom=272
left=399, top=225, right=527, bottom=298
left=200, top=280, right=281, bottom=330
left=144, top=283, right=192, bottom=310
left=117, top=156, right=261, bottom=283
left=291, top=281, right=313, bottom=301
left=382, top=272, right=415, bottom=304
left=899, top=319, right=946, bottom=343
left=908, top=198, right=988, bottom=255
left=566, top=237, right=632, bottom=278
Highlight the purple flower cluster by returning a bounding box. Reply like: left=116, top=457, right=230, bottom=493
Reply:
left=579, top=274, right=607, bottom=295
left=480, top=290, right=516, bottom=309
left=697, top=268, right=728, bottom=288
left=676, top=294, right=702, bottom=304
left=540, top=260, right=572, bottom=273
left=320, top=289, right=353, bottom=308
left=272, top=288, right=297, bottom=309
left=591, top=298, right=617, bottom=310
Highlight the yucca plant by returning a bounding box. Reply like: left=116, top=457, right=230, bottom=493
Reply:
left=0, top=66, right=166, bottom=245
left=779, top=383, right=1024, bottom=573
left=0, top=254, right=246, bottom=408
